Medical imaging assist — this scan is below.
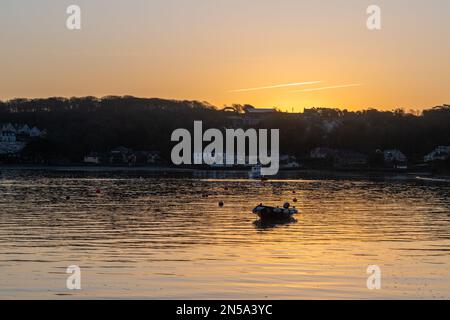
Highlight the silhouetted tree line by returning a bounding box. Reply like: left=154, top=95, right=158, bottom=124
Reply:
left=0, top=96, right=449, bottom=163
left=268, top=106, right=450, bottom=160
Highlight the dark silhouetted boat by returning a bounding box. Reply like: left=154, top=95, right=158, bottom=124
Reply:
left=253, top=203, right=298, bottom=221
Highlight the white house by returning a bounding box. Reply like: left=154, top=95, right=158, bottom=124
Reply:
left=84, top=154, right=101, bottom=164
left=241, top=106, right=278, bottom=126
left=0, top=123, right=44, bottom=155
left=29, top=127, right=42, bottom=137
left=17, top=124, right=31, bottom=135
left=280, top=154, right=301, bottom=169
left=1, top=130, right=16, bottom=143
left=424, top=146, right=450, bottom=162
left=0, top=124, right=25, bottom=154
left=1, top=123, right=16, bottom=133
left=384, top=149, right=407, bottom=163
left=1, top=123, right=43, bottom=138
left=244, top=107, right=277, bottom=114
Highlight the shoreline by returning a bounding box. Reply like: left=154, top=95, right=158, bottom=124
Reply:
left=0, top=165, right=194, bottom=173
left=0, top=164, right=438, bottom=177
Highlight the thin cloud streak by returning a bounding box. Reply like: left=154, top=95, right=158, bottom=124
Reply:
left=292, top=83, right=363, bottom=93
left=230, top=81, right=322, bottom=93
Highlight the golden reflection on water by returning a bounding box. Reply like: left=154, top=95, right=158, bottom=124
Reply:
left=0, top=170, right=450, bottom=299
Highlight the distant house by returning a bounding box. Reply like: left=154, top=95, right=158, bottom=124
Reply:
left=1, top=123, right=16, bottom=133
left=1, top=130, right=16, bottom=143
left=0, top=123, right=20, bottom=154
left=280, top=155, right=301, bottom=169
left=424, top=146, right=450, bottom=162
left=0, top=124, right=27, bottom=155
left=243, top=106, right=277, bottom=115
left=242, top=106, right=277, bottom=126
left=1, top=123, right=45, bottom=139
left=84, top=153, right=104, bottom=164
left=384, top=149, right=407, bottom=163
left=29, top=127, right=42, bottom=138
left=227, top=106, right=278, bottom=127
left=17, top=124, right=31, bottom=136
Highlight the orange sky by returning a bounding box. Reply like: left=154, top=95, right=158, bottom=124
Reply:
left=0, top=0, right=449, bottom=112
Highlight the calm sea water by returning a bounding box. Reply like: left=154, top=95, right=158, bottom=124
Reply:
left=1, top=169, right=450, bottom=299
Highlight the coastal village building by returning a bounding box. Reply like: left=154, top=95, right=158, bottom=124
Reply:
left=424, top=146, right=450, bottom=162
left=280, top=154, right=302, bottom=169
left=29, top=126, right=43, bottom=137
left=0, top=123, right=44, bottom=155
left=17, top=124, right=31, bottom=135
left=383, top=149, right=408, bottom=169
left=1, top=130, right=16, bottom=143
left=84, top=153, right=102, bottom=164
left=384, top=149, right=407, bottom=163
left=241, top=106, right=277, bottom=126
left=225, top=106, right=278, bottom=127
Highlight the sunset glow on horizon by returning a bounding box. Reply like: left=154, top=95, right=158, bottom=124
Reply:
left=0, top=0, right=449, bottom=112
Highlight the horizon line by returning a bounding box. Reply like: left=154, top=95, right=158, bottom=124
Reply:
left=0, top=95, right=446, bottom=112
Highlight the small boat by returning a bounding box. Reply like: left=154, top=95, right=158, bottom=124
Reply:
left=253, top=203, right=298, bottom=220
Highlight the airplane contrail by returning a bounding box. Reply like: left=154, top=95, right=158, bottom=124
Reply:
left=230, top=81, right=322, bottom=93
left=292, top=83, right=363, bottom=93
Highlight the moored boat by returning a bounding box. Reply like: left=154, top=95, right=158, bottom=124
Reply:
left=252, top=202, right=298, bottom=220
